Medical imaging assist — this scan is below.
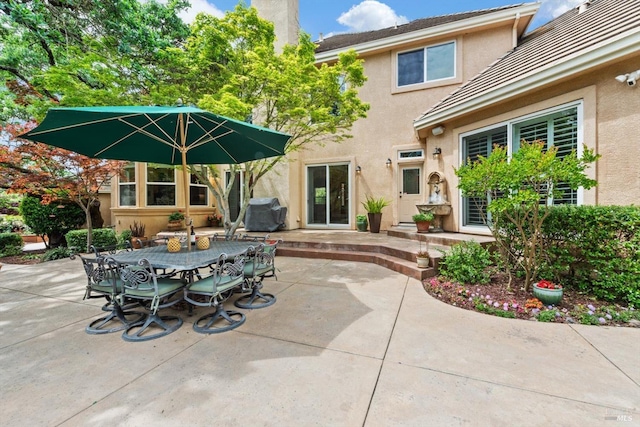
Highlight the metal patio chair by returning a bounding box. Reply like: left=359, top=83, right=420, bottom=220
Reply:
left=109, top=258, right=185, bottom=342
left=234, top=241, right=278, bottom=309
left=184, top=252, right=247, bottom=334
left=80, top=254, right=145, bottom=334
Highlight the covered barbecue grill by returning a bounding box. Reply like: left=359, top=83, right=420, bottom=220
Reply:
left=244, top=198, right=287, bottom=232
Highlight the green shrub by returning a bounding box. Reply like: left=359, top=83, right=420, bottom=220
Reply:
left=20, top=196, right=84, bottom=247
left=438, top=241, right=492, bottom=285
left=119, top=229, right=132, bottom=245
left=42, top=247, right=73, bottom=262
left=65, top=228, right=117, bottom=253
left=0, top=232, right=23, bottom=256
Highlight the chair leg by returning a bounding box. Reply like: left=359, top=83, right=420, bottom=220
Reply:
left=122, top=313, right=183, bottom=342
left=193, top=304, right=246, bottom=334
left=234, top=279, right=276, bottom=309
left=86, top=302, right=146, bottom=335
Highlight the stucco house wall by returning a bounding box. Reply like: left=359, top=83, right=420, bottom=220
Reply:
left=259, top=22, right=520, bottom=231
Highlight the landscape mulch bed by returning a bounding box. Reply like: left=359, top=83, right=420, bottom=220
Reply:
left=423, top=273, right=640, bottom=328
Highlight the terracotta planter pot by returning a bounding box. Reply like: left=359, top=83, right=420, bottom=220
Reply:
left=131, top=237, right=147, bottom=249
left=167, top=220, right=185, bottom=231
left=415, top=221, right=431, bottom=233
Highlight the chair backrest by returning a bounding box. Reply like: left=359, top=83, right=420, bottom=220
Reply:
left=211, top=252, right=246, bottom=292
left=78, top=254, right=117, bottom=293
left=240, top=234, right=270, bottom=242
left=109, top=258, right=158, bottom=294
left=134, top=237, right=168, bottom=248
left=212, top=233, right=239, bottom=241
left=91, top=241, right=133, bottom=257
left=244, top=242, right=276, bottom=278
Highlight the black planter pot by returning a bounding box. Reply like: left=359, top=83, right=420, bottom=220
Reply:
left=367, top=213, right=382, bottom=233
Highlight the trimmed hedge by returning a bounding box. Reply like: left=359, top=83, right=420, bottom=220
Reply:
left=65, top=228, right=118, bottom=253
left=540, top=205, right=640, bottom=307
left=497, top=205, right=640, bottom=307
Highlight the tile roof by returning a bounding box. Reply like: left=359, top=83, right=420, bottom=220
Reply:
left=415, top=0, right=640, bottom=125
left=315, top=4, right=529, bottom=53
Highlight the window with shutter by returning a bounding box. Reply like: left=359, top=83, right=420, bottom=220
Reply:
left=460, top=104, right=581, bottom=230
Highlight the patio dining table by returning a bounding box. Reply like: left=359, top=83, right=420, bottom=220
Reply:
left=109, top=240, right=256, bottom=272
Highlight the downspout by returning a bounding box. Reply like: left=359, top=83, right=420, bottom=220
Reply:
left=512, top=12, right=521, bottom=48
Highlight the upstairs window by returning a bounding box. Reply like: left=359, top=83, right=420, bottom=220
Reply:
left=397, top=41, right=455, bottom=87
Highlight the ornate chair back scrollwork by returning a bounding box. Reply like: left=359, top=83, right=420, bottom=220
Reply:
left=79, top=254, right=144, bottom=334
left=234, top=241, right=279, bottom=309
left=184, top=251, right=248, bottom=333
left=109, top=258, right=185, bottom=342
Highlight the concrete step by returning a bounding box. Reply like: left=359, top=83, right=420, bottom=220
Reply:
left=278, top=245, right=437, bottom=281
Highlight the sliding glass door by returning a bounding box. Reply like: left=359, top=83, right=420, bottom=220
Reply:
left=307, top=164, right=350, bottom=227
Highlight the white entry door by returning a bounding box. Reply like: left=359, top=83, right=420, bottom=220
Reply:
left=398, top=164, right=422, bottom=223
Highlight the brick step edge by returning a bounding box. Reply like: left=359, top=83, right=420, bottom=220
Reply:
left=278, top=247, right=436, bottom=281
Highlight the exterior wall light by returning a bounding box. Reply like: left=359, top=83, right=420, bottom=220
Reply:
left=432, top=147, right=442, bottom=159
left=356, top=165, right=362, bottom=173
left=386, top=158, right=392, bottom=168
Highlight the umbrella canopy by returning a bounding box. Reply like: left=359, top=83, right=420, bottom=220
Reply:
left=20, top=106, right=291, bottom=226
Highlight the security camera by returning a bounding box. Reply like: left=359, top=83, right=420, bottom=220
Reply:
left=627, top=70, right=640, bottom=87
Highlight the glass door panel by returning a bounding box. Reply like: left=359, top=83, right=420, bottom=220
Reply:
left=307, top=164, right=350, bottom=226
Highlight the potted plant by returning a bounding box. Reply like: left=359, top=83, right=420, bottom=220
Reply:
left=129, top=221, right=146, bottom=248
left=416, top=241, right=430, bottom=268
left=532, top=279, right=563, bottom=305
left=412, top=212, right=434, bottom=233
left=167, top=211, right=185, bottom=231
left=356, top=214, right=368, bottom=232
left=207, top=212, right=223, bottom=227
left=361, top=195, right=390, bottom=233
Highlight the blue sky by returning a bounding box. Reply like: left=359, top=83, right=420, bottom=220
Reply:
left=179, top=0, right=584, bottom=39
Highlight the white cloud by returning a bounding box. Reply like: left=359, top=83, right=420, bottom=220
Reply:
left=538, top=0, right=583, bottom=20
left=337, top=1, right=408, bottom=32
left=153, top=0, right=224, bottom=23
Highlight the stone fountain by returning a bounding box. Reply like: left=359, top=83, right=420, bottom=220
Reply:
left=416, top=171, right=452, bottom=232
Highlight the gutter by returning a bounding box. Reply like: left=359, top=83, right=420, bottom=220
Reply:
left=413, top=30, right=640, bottom=132
left=315, top=3, right=539, bottom=63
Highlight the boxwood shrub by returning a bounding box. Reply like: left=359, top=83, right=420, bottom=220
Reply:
left=0, top=232, right=23, bottom=256
left=65, top=228, right=118, bottom=253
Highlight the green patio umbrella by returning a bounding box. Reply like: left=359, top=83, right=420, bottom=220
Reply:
left=20, top=106, right=291, bottom=225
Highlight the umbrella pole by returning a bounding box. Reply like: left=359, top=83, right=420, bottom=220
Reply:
left=179, top=113, right=191, bottom=251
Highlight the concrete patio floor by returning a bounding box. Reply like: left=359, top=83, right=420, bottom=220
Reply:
left=0, top=251, right=638, bottom=426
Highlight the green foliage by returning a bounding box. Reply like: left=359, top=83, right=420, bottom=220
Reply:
left=474, top=301, right=517, bottom=318
left=438, top=241, right=492, bottom=285
left=455, top=141, right=599, bottom=290
left=168, top=212, right=185, bottom=221
left=361, top=195, right=390, bottom=213
left=536, top=310, right=557, bottom=322
left=412, top=212, right=434, bottom=222
left=356, top=214, right=367, bottom=222
left=0, top=191, right=21, bottom=214
left=65, top=228, right=117, bottom=254
left=0, top=232, right=23, bottom=256
left=119, top=229, right=133, bottom=245
left=42, top=247, right=72, bottom=262
left=537, top=205, right=640, bottom=307
left=19, top=196, right=84, bottom=247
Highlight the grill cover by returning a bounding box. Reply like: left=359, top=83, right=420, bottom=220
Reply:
left=244, top=198, right=287, bottom=232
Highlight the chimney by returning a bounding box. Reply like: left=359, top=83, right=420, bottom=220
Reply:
left=319, top=32, right=323, bottom=42
left=578, top=1, right=591, bottom=14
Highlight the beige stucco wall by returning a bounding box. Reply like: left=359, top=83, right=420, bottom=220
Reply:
left=259, top=23, right=517, bottom=231
left=425, top=55, right=640, bottom=233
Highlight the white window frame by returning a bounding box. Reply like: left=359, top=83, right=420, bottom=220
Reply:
left=458, top=100, right=584, bottom=234
left=118, top=162, right=137, bottom=207
left=189, top=169, right=209, bottom=207
left=145, top=164, right=177, bottom=207
left=397, top=149, right=425, bottom=162
left=395, top=40, right=457, bottom=89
